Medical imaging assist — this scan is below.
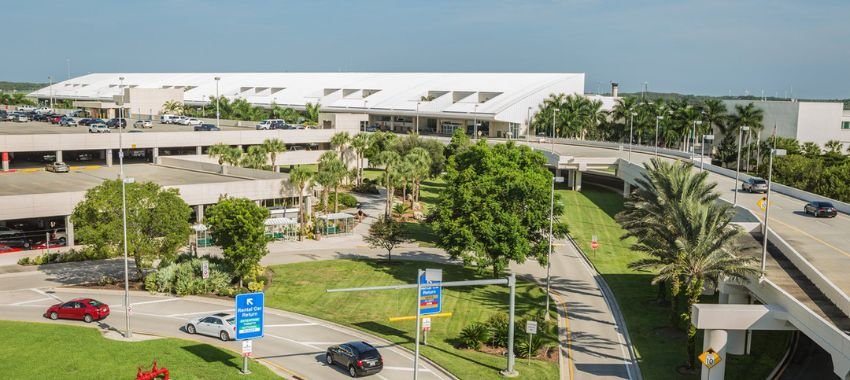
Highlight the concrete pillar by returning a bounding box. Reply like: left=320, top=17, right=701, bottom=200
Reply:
left=55, top=150, right=63, bottom=162
left=623, top=182, right=631, bottom=197
left=195, top=204, right=204, bottom=223
left=555, top=168, right=562, bottom=179
left=2, top=152, right=8, bottom=171
left=64, top=215, right=75, bottom=247
left=236, top=145, right=243, bottom=151
left=305, top=195, right=313, bottom=216
left=196, top=146, right=203, bottom=155
left=725, top=292, right=749, bottom=355
left=105, top=149, right=113, bottom=167
left=152, top=147, right=159, bottom=164
left=575, top=170, right=583, bottom=191
left=701, top=329, right=728, bottom=380
left=567, top=169, right=575, bottom=188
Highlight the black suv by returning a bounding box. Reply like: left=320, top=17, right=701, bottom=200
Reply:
left=326, top=341, right=383, bottom=377
left=106, top=118, right=127, bottom=128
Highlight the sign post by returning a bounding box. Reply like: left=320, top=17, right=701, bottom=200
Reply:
left=235, top=292, right=264, bottom=375
left=415, top=269, right=442, bottom=380
left=201, top=260, right=209, bottom=294
left=422, top=317, right=431, bottom=346
left=699, top=348, right=722, bottom=378
left=525, top=321, right=538, bottom=365
left=591, top=235, right=599, bottom=250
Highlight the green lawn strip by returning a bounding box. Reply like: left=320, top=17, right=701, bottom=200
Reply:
left=558, top=184, right=789, bottom=379
left=402, top=177, right=445, bottom=247
left=266, top=259, right=559, bottom=379
left=0, top=320, right=279, bottom=380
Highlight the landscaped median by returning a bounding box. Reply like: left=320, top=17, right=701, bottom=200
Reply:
left=265, top=259, right=560, bottom=379
left=558, top=185, right=791, bottom=379
left=0, top=320, right=279, bottom=379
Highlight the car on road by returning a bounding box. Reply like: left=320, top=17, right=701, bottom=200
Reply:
left=106, top=118, right=127, bottom=128
left=160, top=114, right=180, bottom=124
left=44, top=298, right=110, bottom=323
left=45, top=162, right=70, bottom=173
left=184, top=118, right=202, bottom=126
left=0, top=244, right=22, bottom=253
left=742, top=178, right=768, bottom=193
left=59, top=117, right=78, bottom=127
left=194, top=123, right=220, bottom=131
left=32, top=239, right=66, bottom=249
left=14, top=113, right=28, bottom=122
left=0, top=226, right=23, bottom=238
left=185, top=312, right=236, bottom=341
left=88, top=123, right=110, bottom=133
left=79, top=118, right=103, bottom=126
left=804, top=201, right=838, bottom=218
left=326, top=341, right=383, bottom=378
left=256, top=119, right=284, bottom=130
left=133, top=120, right=153, bottom=128
left=0, top=237, right=31, bottom=249
left=49, top=115, right=65, bottom=124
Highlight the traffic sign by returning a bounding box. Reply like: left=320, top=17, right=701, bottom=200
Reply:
left=757, top=197, right=768, bottom=211
left=242, top=340, right=253, bottom=357
left=422, top=317, right=431, bottom=331
left=201, top=260, right=210, bottom=279
left=591, top=235, right=599, bottom=250
left=525, top=320, right=538, bottom=334
left=698, top=348, right=721, bottom=369
left=235, top=292, right=264, bottom=340
left=419, top=271, right=442, bottom=315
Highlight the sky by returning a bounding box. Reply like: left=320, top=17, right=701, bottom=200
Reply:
left=2, top=0, right=848, bottom=99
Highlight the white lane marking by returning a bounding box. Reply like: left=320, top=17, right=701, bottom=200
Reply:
left=376, top=374, right=390, bottom=380
left=265, top=333, right=321, bottom=350
left=10, top=297, right=54, bottom=305
left=382, top=366, right=433, bottom=373
left=31, top=288, right=62, bottom=301
left=166, top=309, right=231, bottom=317
left=131, top=298, right=181, bottom=306
left=265, top=323, right=316, bottom=327
left=296, top=341, right=338, bottom=346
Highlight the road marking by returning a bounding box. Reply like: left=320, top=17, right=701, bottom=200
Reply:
left=166, top=308, right=231, bottom=317
left=265, top=333, right=321, bottom=350
left=131, top=298, right=181, bottom=306
left=10, top=297, right=54, bottom=305
left=265, top=323, right=316, bottom=327
left=771, top=218, right=850, bottom=259
left=31, top=288, right=62, bottom=301
left=295, top=341, right=338, bottom=346
left=553, top=293, right=575, bottom=380
left=256, top=358, right=309, bottom=380
left=382, top=366, right=433, bottom=373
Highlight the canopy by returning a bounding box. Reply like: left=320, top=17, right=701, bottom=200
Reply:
left=191, top=223, right=208, bottom=232
left=264, top=217, right=297, bottom=226
left=318, top=213, right=355, bottom=221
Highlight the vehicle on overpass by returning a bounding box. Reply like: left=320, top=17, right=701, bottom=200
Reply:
left=133, top=120, right=152, bottom=128
left=0, top=226, right=23, bottom=238
left=194, top=124, right=220, bottom=131
left=804, top=201, right=838, bottom=218
left=88, top=123, right=110, bottom=133
left=742, top=177, right=768, bottom=193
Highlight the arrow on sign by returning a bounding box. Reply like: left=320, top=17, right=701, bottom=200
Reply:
left=247, top=299, right=254, bottom=306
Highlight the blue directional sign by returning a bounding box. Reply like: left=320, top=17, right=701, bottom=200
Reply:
left=419, top=274, right=442, bottom=315
left=235, top=292, right=264, bottom=340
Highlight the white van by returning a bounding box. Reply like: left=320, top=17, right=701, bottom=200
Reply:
left=17, top=106, right=36, bottom=112
left=160, top=114, right=179, bottom=124
left=256, top=119, right=283, bottom=130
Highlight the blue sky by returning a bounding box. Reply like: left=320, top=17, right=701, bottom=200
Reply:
left=2, top=0, right=848, bottom=98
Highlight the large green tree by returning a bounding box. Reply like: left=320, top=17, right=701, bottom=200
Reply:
left=205, top=197, right=270, bottom=286
left=71, top=180, right=191, bottom=275
left=433, top=141, right=568, bottom=278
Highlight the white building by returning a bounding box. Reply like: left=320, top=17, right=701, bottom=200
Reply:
left=722, top=100, right=850, bottom=150
left=30, top=72, right=588, bottom=138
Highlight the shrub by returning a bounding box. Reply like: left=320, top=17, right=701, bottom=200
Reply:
left=148, top=255, right=236, bottom=296
left=458, top=322, right=490, bottom=350
left=487, top=313, right=509, bottom=348
left=144, top=272, right=158, bottom=293
left=17, top=257, right=30, bottom=265
left=248, top=280, right=265, bottom=292
left=352, top=179, right=380, bottom=194
left=323, top=192, right=359, bottom=209
left=515, top=333, right=544, bottom=359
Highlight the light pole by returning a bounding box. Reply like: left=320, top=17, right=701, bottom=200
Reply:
left=628, top=112, right=636, bottom=162
left=48, top=76, right=53, bottom=110
left=755, top=131, right=761, bottom=173
left=654, top=115, right=663, bottom=157
left=551, top=108, right=559, bottom=152
left=526, top=106, right=532, bottom=143
left=545, top=174, right=564, bottom=320
left=701, top=134, right=714, bottom=172
left=214, top=77, right=220, bottom=130
left=473, top=104, right=478, bottom=140
left=745, top=129, right=752, bottom=173
left=118, top=76, right=132, bottom=339
left=415, top=101, right=420, bottom=135
left=692, top=120, right=702, bottom=155
left=761, top=125, right=784, bottom=278
left=733, top=125, right=749, bottom=206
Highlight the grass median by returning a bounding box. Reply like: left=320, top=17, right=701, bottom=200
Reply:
left=265, top=259, right=560, bottom=379
left=558, top=184, right=790, bottom=379
left=0, top=320, right=279, bottom=380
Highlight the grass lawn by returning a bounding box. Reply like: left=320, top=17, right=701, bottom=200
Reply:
left=558, top=184, right=790, bottom=379
left=266, top=260, right=560, bottom=380
left=403, top=177, right=445, bottom=247
left=0, top=321, right=279, bottom=380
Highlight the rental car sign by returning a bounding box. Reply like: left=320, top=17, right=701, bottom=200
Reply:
left=235, top=292, right=264, bottom=340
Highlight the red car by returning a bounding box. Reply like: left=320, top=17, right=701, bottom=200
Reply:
left=32, top=239, right=65, bottom=249
left=49, top=115, right=64, bottom=124
left=0, top=244, right=22, bottom=254
left=44, top=298, right=110, bottom=323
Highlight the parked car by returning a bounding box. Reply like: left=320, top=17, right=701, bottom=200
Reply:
left=133, top=120, right=152, bottom=128
left=32, top=239, right=66, bottom=249
left=325, top=341, right=383, bottom=378
left=60, top=117, right=78, bottom=127
left=32, top=113, right=49, bottom=122
left=49, top=115, right=65, bottom=124
left=106, top=118, right=127, bottom=128
left=0, top=244, right=22, bottom=253
left=173, top=116, right=189, bottom=125
left=184, top=118, right=202, bottom=126
left=256, top=119, right=284, bottom=130
left=803, top=201, right=838, bottom=218
left=741, top=178, right=768, bottom=193
left=17, top=106, right=36, bottom=112
left=45, top=162, right=70, bottom=173
left=88, top=123, right=110, bottom=133
left=194, top=124, right=220, bottom=131
left=160, top=114, right=179, bottom=124
left=79, top=118, right=99, bottom=126
left=0, top=226, right=23, bottom=238
left=185, top=312, right=236, bottom=341
left=77, top=153, right=93, bottom=161
left=14, top=113, right=29, bottom=122
left=35, top=107, right=53, bottom=114
left=44, top=298, right=110, bottom=323
left=0, top=237, right=31, bottom=249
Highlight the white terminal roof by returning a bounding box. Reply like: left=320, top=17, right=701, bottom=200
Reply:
left=30, top=72, right=587, bottom=123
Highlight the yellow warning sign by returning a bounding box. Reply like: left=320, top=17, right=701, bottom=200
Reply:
left=757, top=197, right=768, bottom=211
left=698, top=348, right=721, bottom=369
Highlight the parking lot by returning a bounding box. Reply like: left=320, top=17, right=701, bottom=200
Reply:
left=0, top=119, right=248, bottom=135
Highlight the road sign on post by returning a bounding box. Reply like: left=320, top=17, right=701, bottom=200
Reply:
left=242, top=340, right=253, bottom=357
left=525, top=320, right=538, bottom=364
left=235, top=292, right=264, bottom=340
left=201, top=260, right=209, bottom=279
left=419, top=270, right=442, bottom=315
left=699, top=348, right=721, bottom=369
left=591, top=235, right=599, bottom=250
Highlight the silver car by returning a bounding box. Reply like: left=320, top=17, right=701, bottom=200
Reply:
left=185, top=312, right=236, bottom=341
left=742, top=178, right=768, bottom=193
left=46, top=162, right=70, bottom=173
left=88, top=123, right=110, bottom=133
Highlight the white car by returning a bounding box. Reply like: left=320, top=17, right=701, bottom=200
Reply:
left=184, top=118, right=202, bottom=126
left=17, top=106, right=36, bottom=112
left=35, top=107, right=54, bottom=114
left=185, top=312, right=236, bottom=341
left=174, top=116, right=189, bottom=125
left=0, top=226, right=23, bottom=238
left=160, top=114, right=179, bottom=124
left=88, top=123, right=110, bottom=133
left=133, top=120, right=152, bottom=128
left=256, top=119, right=283, bottom=130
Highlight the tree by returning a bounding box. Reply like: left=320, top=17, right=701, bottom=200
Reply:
left=71, top=180, right=191, bottom=276
left=444, top=129, right=471, bottom=160
left=304, top=102, right=321, bottom=127
left=432, top=141, right=567, bottom=278
left=405, top=147, right=432, bottom=202
left=317, top=151, right=347, bottom=213
left=330, top=132, right=352, bottom=161
left=351, top=133, right=372, bottom=185
left=825, top=140, right=843, bottom=154
left=612, top=97, right=640, bottom=143
left=374, top=150, right=401, bottom=217
left=205, top=197, right=270, bottom=286
left=392, top=134, right=445, bottom=177
left=207, top=143, right=230, bottom=166
left=162, top=100, right=185, bottom=115
left=364, top=215, right=408, bottom=261
left=701, top=99, right=727, bottom=137
left=286, top=165, right=313, bottom=240
left=261, top=138, right=286, bottom=172
left=801, top=142, right=822, bottom=158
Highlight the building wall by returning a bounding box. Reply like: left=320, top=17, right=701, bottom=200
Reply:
left=123, top=88, right=184, bottom=117
left=494, top=75, right=586, bottom=136
left=796, top=102, right=848, bottom=148
left=721, top=100, right=800, bottom=142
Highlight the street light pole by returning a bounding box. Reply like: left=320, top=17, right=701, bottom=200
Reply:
left=552, top=109, right=559, bottom=153
left=473, top=104, right=478, bottom=140
left=214, top=76, right=220, bottom=130
left=48, top=76, right=53, bottom=110
left=761, top=125, right=783, bottom=278
left=701, top=134, right=714, bottom=172
left=415, top=101, right=420, bottom=135
left=654, top=115, right=663, bottom=157
left=692, top=120, right=702, bottom=155
left=628, top=112, right=635, bottom=162
left=118, top=76, right=131, bottom=339
left=545, top=175, right=563, bottom=320
left=526, top=106, right=532, bottom=143
left=733, top=125, right=749, bottom=206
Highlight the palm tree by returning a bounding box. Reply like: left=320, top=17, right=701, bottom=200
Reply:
left=392, top=202, right=412, bottom=221
left=207, top=143, right=231, bottom=166
left=222, top=146, right=243, bottom=167
left=395, top=159, right=416, bottom=206
left=351, top=133, right=371, bottom=185
left=612, top=97, right=640, bottom=143
left=287, top=166, right=313, bottom=240
left=374, top=150, right=401, bottom=216
left=824, top=140, right=843, bottom=154
left=241, top=145, right=268, bottom=169
left=405, top=147, right=432, bottom=203
left=701, top=99, right=727, bottom=137
left=318, top=152, right=346, bottom=213
left=162, top=100, right=185, bottom=115
left=304, top=102, right=321, bottom=127
left=261, top=138, right=286, bottom=172
left=728, top=103, right=764, bottom=171
left=330, top=132, right=352, bottom=180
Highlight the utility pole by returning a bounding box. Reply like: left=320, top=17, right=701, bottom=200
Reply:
left=119, top=76, right=131, bottom=339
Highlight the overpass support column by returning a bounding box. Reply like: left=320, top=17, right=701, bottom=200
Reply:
left=701, top=329, right=728, bottom=380
left=64, top=215, right=75, bottom=247
left=195, top=205, right=204, bottom=223
left=555, top=169, right=562, bottom=179
left=567, top=169, right=575, bottom=188
left=55, top=150, right=63, bottom=163
left=2, top=152, right=8, bottom=171
left=105, top=149, right=113, bottom=167
left=152, top=147, right=159, bottom=164
left=196, top=146, right=203, bottom=155
left=623, top=182, right=631, bottom=197
left=575, top=170, right=582, bottom=191
left=718, top=285, right=750, bottom=355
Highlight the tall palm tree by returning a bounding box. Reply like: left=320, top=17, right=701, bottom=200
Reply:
left=729, top=103, right=764, bottom=172
left=261, top=138, right=286, bottom=172
left=304, top=102, right=321, bottom=127
left=395, top=159, right=415, bottom=206
left=406, top=147, right=432, bottom=203
left=241, top=145, right=267, bottom=169
left=374, top=150, right=401, bottom=216
left=222, top=146, right=243, bottom=167
left=824, top=140, right=843, bottom=154
left=287, top=166, right=313, bottom=240
left=351, top=133, right=371, bottom=185
left=701, top=99, right=727, bottom=137
left=612, top=97, right=640, bottom=143
left=162, top=100, right=185, bottom=115
left=207, top=143, right=231, bottom=166
left=330, top=132, right=352, bottom=183
left=318, top=151, right=346, bottom=213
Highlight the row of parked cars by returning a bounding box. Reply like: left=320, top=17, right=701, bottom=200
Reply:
left=255, top=119, right=307, bottom=130
left=160, top=115, right=203, bottom=126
